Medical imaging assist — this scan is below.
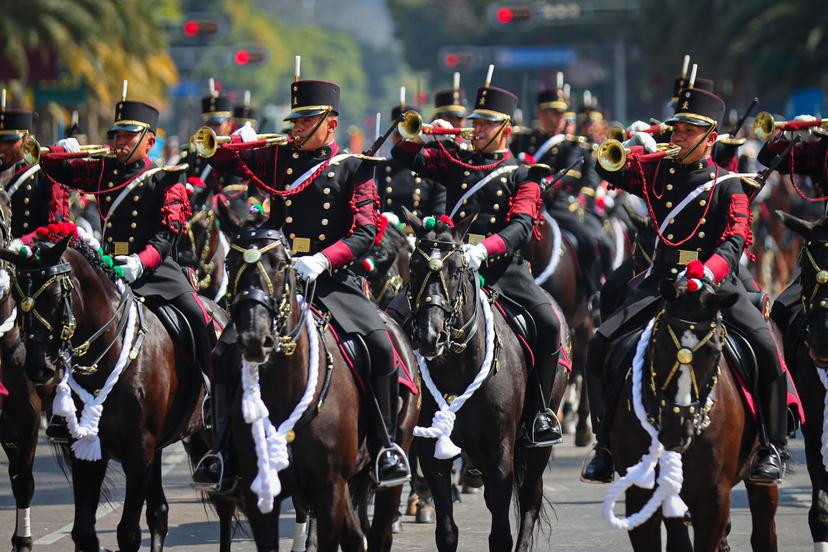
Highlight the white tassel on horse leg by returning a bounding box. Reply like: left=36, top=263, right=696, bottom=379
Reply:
left=815, top=366, right=828, bottom=473
left=815, top=542, right=828, bottom=552
left=16, top=507, right=31, bottom=538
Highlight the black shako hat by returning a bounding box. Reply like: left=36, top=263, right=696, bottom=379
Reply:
left=391, top=104, right=419, bottom=123
left=432, top=88, right=467, bottom=118
left=0, top=110, right=33, bottom=141
left=666, top=87, right=725, bottom=128
left=537, top=88, right=568, bottom=112
left=672, top=76, right=714, bottom=102
left=466, top=86, right=518, bottom=122
left=284, top=80, right=340, bottom=121
left=108, top=101, right=159, bottom=136
left=233, top=104, right=257, bottom=124
left=201, top=94, right=232, bottom=124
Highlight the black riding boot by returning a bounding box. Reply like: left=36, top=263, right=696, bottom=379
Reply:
left=581, top=334, right=615, bottom=483
left=524, top=352, right=563, bottom=447
left=752, top=372, right=788, bottom=484
left=192, top=380, right=235, bottom=492
left=366, top=330, right=410, bottom=488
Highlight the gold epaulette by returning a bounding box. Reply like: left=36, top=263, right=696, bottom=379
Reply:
left=718, top=137, right=747, bottom=146
left=162, top=163, right=189, bottom=172
left=740, top=176, right=761, bottom=189
left=352, top=153, right=387, bottom=163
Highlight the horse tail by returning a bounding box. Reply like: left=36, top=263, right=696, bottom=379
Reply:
left=512, top=444, right=554, bottom=547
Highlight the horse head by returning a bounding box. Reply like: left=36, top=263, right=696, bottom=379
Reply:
left=402, top=208, right=477, bottom=359
left=218, top=195, right=293, bottom=363
left=356, top=213, right=410, bottom=308
left=0, top=228, right=76, bottom=384
left=651, top=278, right=738, bottom=452
left=779, top=210, right=828, bottom=364
left=177, top=207, right=219, bottom=282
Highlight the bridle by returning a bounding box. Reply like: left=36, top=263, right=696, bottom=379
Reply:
left=228, top=227, right=309, bottom=356
left=648, top=308, right=726, bottom=436
left=183, top=208, right=218, bottom=290
left=409, top=237, right=479, bottom=353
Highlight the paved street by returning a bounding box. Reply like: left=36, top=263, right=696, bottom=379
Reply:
left=0, top=431, right=816, bottom=550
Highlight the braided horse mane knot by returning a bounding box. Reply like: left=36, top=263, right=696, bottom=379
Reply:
left=29, top=222, right=123, bottom=283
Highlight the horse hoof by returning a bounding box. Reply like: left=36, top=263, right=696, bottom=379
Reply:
left=406, top=494, right=419, bottom=516
left=462, top=483, right=482, bottom=494
left=574, top=429, right=593, bottom=447
left=416, top=504, right=435, bottom=524
left=391, top=519, right=403, bottom=533
left=12, top=536, right=33, bottom=552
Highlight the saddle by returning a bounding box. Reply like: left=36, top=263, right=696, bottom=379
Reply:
left=490, top=291, right=538, bottom=368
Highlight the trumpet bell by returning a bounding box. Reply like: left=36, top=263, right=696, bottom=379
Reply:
left=606, top=126, right=627, bottom=142
left=597, top=140, right=628, bottom=172
left=22, top=137, right=44, bottom=165
left=192, top=127, right=219, bottom=158
left=753, top=112, right=776, bottom=141
left=398, top=110, right=423, bottom=140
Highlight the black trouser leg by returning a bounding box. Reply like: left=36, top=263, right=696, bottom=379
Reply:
left=586, top=332, right=610, bottom=445
left=527, top=303, right=561, bottom=413
left=174, top=291, right=216, bottom=376
left=364, top=329, right=398, bottom=448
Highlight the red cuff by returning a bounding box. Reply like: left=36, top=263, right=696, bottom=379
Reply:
left=704, top=253, right=730, bottom=283
left=321, top=241, right=354, bottom=268
left=481, top=234, right=507, bottom=257
left=137, top=245, right=162, bottom=271
left=187, top=176, right=207, bottom=188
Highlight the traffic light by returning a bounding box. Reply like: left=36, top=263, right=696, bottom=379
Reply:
left=438, top=47, right=484, bottom=72
left=232, top=46, right=267, bottom=67
left=488, top=4, right=536, bottom=30
left=180, top=16, right=222, bottom=39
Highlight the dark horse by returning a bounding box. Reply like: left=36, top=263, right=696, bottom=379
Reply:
left=404, top=211, right=569, bottom=551
left=217, top=198, right=419, bottom=551
left=0, top=193, right=47, bottom=552
left=177, top=205, right=228, bottom=304
left=356, top=214, right=411, bottom=310
left=1, top=226, right=217, bottom=552
left=522, top=207, right=592, bottom=446
left=606, top=280, right=778, bottom=551
left=776, top=211, right=828, bottom=549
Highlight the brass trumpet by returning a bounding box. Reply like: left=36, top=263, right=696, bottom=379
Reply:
left=607, top=122, right=673, bottom=142
left=191, top=126, right=290, bottom=158
left=22, top=136, right=109, bottom=165
left=398, top=110, right=473, bottom=140
left=597, top=139, right=682, bottom=172
left=753, top=111, right=828, bottom=141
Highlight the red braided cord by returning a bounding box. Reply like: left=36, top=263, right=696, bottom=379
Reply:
left=787, top=146, right=828, bottom=203
left=634, top=155, right=718, bottom=248
left=434, top=139, right=506, bottom=171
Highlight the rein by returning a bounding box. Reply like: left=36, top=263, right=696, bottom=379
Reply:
left=410, top=238, right=479, bottom=353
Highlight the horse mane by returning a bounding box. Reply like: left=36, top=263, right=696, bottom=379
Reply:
left=68, top=239, right=123, bottom=285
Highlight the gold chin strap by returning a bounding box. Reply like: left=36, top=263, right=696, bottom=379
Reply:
left=293, top=108, right=332, bottom=150
left=677, top=124, right=715, bottom=163
left=229, top=238, right=285, bottom=297
left=478, top=118, right=510, bottom=154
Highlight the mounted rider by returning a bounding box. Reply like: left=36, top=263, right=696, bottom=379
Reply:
left=510, top=75, right=611, bottom=310
left=581, top=84, right=789, bottom=485
left=389, top=73, right=564, bottom=447
left=38, top=93, right=219, bottom=440
left=197, top=72, right=411, bottom=489
left=0, top=92, right=69, bottom=239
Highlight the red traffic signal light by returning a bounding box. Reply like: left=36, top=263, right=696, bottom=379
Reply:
left=438, top=48, right=484, bottom=72
left=489, top=4, right=535, bottom=29
left=496, top=7, right=514, bottom=23
left=232, top=47, right=267, bottom=67
left=183, top=21, right=200, bottom=37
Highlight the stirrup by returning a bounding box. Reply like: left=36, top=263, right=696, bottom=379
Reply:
left=749, top=444, right=784, bottom=485
left=192, top=452, right=230, bottom=493
left=373, top=443, right=411, bottom=489
left=523, top=408, right=563, bottom=448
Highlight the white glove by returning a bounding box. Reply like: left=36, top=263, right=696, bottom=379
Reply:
left=8, top=239, right=23, bottom=252
left=114, top=254, right=144, bottom=283
left=622, top=131, right=657, bottom=153
left=462, top=243, right=488, bottom=271
left=627, top=120, right=651, bottom=133
left=294, top=252, right=330, bottom=282
left=57, top=138, right=81, bottom=153
left=406, top=234, right=416, bottom=252
left=232, top=123, right=258, bottom=143
left=430, top=118, right=456, bottom=142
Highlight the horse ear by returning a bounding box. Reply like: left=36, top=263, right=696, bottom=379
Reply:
left=776, top=210, right=814, bottom=239
left=215, top=197, right=244, bottom=237
left=267, top=195, right=287, bottom=229
left=453, top=211, right=478, bottom=241
left=401, top=207, right=423, bottom=236
left=702, top=289, right=739, bottom=311
left=38, top=233, right=72, bottom=264
left=659, top=278, right=679, bottom=302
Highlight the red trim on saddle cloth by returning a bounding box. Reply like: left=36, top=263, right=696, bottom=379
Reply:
left=770, top=325, right=805, bottom=424
left=491, top=299, right=535, bottom=368
left=0, top=380, right=7, bottom=396
left=137, top=244, right=162, bottom=271
left=387, top=330, right=418, bottom=395
left=312, top=306, right=366, bottom=393
left=730, top=365, right=757, bottom=421
left=549, top=304, right=572, bottom=372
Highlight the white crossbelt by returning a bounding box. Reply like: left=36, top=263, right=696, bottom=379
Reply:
left=449, top=165, right=519, bottom=218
